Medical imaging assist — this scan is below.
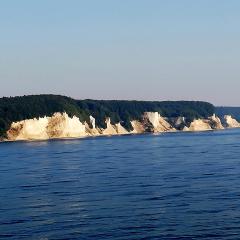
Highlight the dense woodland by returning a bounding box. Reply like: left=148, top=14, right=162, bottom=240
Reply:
left=0, top=94, right=216, bottom=137
left=216, top=107, right=240, bottom=121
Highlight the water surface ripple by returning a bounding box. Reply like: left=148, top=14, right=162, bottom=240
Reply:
left=1, top=130, right=240, bottom=239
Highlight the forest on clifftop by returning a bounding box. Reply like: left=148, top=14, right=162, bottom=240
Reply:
left=0, top=94, right=215, bottom=137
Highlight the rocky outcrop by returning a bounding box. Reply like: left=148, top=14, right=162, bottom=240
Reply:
left=143, top=112, right=175, bottom=132
left=184, top=114, right=224, bottom=132
left=208, top=114, right=224, bottom=130
left=7, top=117, right=49, bottom=140
left=7, top=113, right=88, bottom=141
left=6, top=113, right=137, bottom=141
left=130, top=120, right=145, bottom=134
left=46, top=113, right=87, bottom=138
left=6, top=111, right=238, bottom=142
left=101, top=118, right=118, bottom=135
left=172, top=116, right=186, bottom=130
left=184, top=119, right=212, bottom=132
left=100, top=118, right=129, bottom=135
left=86, top=116, right=101, bottom=135
left=89, top=116, right=96, bottom=129
left=85, top=122, right=100, bottom=135
left=115, top=123, right=129, bottom=134
left=224, top=115, right=240, bottom=128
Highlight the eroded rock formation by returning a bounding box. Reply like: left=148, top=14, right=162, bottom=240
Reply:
left=184, top=119, right=212, bottom=132
left=143, top=112, right=175, bottom=132
left=46, top=113, right=87, bottom=138
left=184, top=115, right=224, bottom=132
left=7, top=117, right=49, bottom=140
left=172, top=117, right=186, bottom=130
left=7, top=113, right=88, bottom=140
left=224, top=115, right=240, bottom=128
left=115, top=123, right=129, bottom=134
left=130, top=120, right=145, bottom=134
left=101, top=118, right=118, bottom=135
left=5, top=111, right=240, bottom=142
left=208, top=114, right=224, bottom=130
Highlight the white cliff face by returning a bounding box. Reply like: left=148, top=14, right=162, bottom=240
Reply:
left=7, top=113, right=88, bottom=141
left=145, top=112, right=161, bottom=129
left=5, top=111, right=232, bottom=141
left=184, top=115, right=224, bottom=132
left=47, top=113, right=87, bottom=138
left=101, top=118, right=118, bottom=135
left=115, top=123, right=129, bottom=134
left=208, top=114, right=224, bottom=130
left=7, top=114, right=137, bottom=140
left=186, top=119, right=212, bottom=132
left=100, top=118, right=129, bottom=135
left=85, top=116, right=101, bottom=135
left=8, top=117, right=49, bottom=140
left=90, top=115, right=96, bottom=129
left=130, top=120, right=145, bottom=134
left=224, top=115, right=240, bottom=128
left=143, top=112, right=175, bottom=132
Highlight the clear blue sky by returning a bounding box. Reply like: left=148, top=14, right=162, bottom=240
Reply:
left=0, top=0, right=239, bottom=105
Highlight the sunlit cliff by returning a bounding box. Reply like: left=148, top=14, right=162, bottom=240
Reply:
left=5, top=111, right=240, bottom=141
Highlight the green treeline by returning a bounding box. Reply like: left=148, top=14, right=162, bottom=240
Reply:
left=215, top=107, right=240, bottom=121
left=78, top=99, right=215, bottom=130
left=0, top=94, right=215, bottom=137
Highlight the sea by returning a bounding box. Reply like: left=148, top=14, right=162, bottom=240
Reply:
left=1, top=129, right=240, bottom=240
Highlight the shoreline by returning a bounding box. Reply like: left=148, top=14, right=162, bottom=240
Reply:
left=2, top=112, right=240, bottom=143
left=1, top=127, right=237, bottom=144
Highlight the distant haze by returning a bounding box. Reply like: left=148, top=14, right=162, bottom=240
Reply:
left=0, top=1, right=240, bottom=106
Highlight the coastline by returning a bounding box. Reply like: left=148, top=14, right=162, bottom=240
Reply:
left=1, top=120, right=237, bottom=144
left=2, top=95, right=240, bottom=143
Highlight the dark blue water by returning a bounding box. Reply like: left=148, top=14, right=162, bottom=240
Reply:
left=1, top=130, right=240, bottom=240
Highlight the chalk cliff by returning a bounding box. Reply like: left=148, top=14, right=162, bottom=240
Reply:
left=224, top=115, right=240, bottom=128
left=86, top=116, right=101, bottom=135
left=7, top=113, right=88, bottom=140
left=143, top=112, right=175, bottom=132
left=5, top=111, right=240, bottom=142
left=115, top=123, right=129, bottom=134
left=184, top=114, right=224, bottom=132
left=7, top=113, right=132, bottom=141
left=184, top=119, right=212, bottom=132
left=208, top=114, right=224, bottom=130
left=46, top=113, right=87, bottom=138
left=7, top=117, right=49, bottom=140
left=101, top=118, right=118, bottom=135
left=130, top=120, right=145, bottom=134
left=0, top=94, right=223, bottom=140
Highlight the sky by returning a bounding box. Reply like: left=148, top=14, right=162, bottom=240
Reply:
left=0, top=0, right=239, bottom=106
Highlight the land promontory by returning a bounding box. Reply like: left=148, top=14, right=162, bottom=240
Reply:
left=0, top=95, right=239, bottom=141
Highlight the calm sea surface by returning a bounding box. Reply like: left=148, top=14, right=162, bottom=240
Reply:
left=1, top=130, right=240, bottom=240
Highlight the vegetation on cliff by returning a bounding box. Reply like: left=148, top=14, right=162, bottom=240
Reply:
left=0, top=94, right=215, bottom=137
left=216, top=107, right=240, bottom=121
